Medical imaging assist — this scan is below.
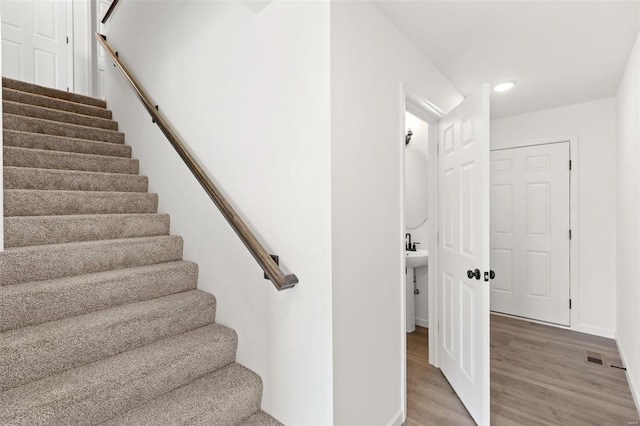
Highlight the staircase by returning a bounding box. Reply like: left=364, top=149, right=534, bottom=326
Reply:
left=0, top=77, right=282, bottom=426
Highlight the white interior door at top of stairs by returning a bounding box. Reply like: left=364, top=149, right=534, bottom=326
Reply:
left=2, top=0, right=69, bottom=90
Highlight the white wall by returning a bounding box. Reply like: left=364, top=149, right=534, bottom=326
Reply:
left=615, top=32, right=640, bottom=412
left=491, top=98, right=617, bottom=337
left=331, top=2, right=462, bottom=424
left=405, top=112, right=429, bottom=326
left=0, top=17, right=3, bottom=252
left=103, top=2, right=333, bottom=424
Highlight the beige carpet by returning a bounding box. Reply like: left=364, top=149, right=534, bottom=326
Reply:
left=1, top=77, right=282, bottom=425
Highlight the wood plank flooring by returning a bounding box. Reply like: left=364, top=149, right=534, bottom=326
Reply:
left=406, top=314, right=640, bottom=425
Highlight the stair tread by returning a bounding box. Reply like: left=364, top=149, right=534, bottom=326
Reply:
left=2, top=290, right=216, bottom=390
left=3, top=100, right=118, bottom=130
left=241, top=410, right=284, bottom=426
left=100, top=362, right=262, bottom=426
left=2, top=77, right=107, bottom=108
left=4, top=212, right=168, bottom=248
left=3, top=113, right=125, bottom=144
left=4, top=189, right=158, bottom=217
left=3, top=87, right=113, bottom=119
left=3, top=129, right=131, bottom=157
left=0, top=323, right=238, bottom=426
left=3, top=145, right=138, bottom=174
left=1, top=260, right=198, bottom=331
left=0, top=235, right=183, bottom=286
left=3, top=166, right=147, bottom=192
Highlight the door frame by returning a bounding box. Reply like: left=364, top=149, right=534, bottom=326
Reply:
left=399, top=83, right=444, bottom=423
left=66, top=0, right=74, bottom=91
left=489, top=135, right=580, bottom=333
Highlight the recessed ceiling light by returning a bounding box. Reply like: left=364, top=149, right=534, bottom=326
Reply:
left=493, top=81, right=517, bottom=92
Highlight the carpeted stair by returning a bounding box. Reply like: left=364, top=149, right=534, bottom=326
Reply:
left=0, top=77, right=283, bottom=426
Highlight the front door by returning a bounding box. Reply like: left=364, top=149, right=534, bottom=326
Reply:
left=1, top=0, right=69, bottom=90
left=490, top=142, right=571, bottom=326
left=438, top=84, right=490, bottom=425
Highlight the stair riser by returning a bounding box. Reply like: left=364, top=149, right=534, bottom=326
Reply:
left=4, top=213, right=168, bottom=248
left=0, top=235, right=182, bottom=286
left=0, top=324, right=237, bottom=426
left=3, top=146, right=138, bottom=174
left=242, top=411, right=284, bottom=426
left=3, top=101, right=118, bottom=131
left=2, top=77, right=107, bottom=108
left=4, top=167, right=148, bottom=193
left=3, top=130, right=131, bottom=158
left=3, top=114, right=124, bottom=144
left=4, top=190, right=158, bottom=217
left=2, top=291, right=217, bottom=390
left=2, top=88, right=112, bottom=119
left=0, top=261, right=198, bottom=331
left=101, top=363, right=262, bottom=426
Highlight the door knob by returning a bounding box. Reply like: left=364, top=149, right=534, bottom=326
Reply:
left=467, top=269, right=480, bottom=280
left=484, top=270, right=496, bottom=282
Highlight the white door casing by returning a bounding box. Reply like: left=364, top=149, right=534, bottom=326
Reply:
left=96, top=0, right=111, bottom=99
left=490, top=142, right=571, bottom=326
left=438, top=84, right=490, bottom=425
left=1, top=0, right=69, bottom=90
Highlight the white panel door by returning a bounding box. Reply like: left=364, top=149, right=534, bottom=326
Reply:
left=1, top=0, right=68, bottom=90
left=438, top=84, right=490, bottom=425
left=490, top=142, right=570, bottom=325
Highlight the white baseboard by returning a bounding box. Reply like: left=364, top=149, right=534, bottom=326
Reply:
left=415, top=317, right=429, bottom=328
left=386, top=409, right=404, bottom=426
left=490, top=312, right=615, bottom=339
left=616, top=334, right=640, bottom=417
left=574, top=323, right=615, bottom=339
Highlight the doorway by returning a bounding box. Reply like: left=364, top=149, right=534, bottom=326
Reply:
left=404, top=110, right=430, bottom=334
left=401, top=84, right=492, bottom=425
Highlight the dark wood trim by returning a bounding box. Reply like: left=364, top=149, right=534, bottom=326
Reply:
left=96, top=33, right=298, bottom=290
left=101, top=0, right=120, bottom=24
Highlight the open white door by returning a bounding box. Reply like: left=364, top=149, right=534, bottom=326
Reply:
left=438, top=84, right=490, bottom=425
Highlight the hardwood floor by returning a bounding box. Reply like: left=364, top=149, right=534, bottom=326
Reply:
left=406, top=314, right=640, bottom=425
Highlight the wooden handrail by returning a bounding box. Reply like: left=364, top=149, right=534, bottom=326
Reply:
left=96, top=33, right=298, bottom=290
left=101, top=0, right=120, bottom=24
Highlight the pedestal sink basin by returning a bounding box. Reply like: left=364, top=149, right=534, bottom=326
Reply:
left=406, top=249, right=429, bottom=268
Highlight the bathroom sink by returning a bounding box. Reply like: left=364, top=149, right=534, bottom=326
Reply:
left=406, top=249, right=429, bottom=268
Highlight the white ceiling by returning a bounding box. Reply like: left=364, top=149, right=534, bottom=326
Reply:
left=375, top=1, right=640, bottom=118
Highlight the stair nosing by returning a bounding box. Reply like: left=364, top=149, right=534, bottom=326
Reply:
left=2, top=129, right=132, bottom=157
left=1, top=259, right=196, bottom=291
left=2, top=87, right=112, bottom=118
left=2, top=77, right=107, bottom=108
left=3, top=113, right=123, bottom=136
left=3, top=100, right=118, bottom=130
left=3, top=163, right=144, bottom=175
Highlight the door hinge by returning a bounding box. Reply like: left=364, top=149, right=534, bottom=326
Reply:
left=569, top=299, right=572, bottom=309
left=569, top=160, right=572, bottom=170
left=569, top=229, right=572, bottom=239
left=66, top=36, right=69, bottom=44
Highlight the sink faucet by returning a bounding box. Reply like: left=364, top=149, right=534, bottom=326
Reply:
left=405, top=233, right=420, bottom=251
